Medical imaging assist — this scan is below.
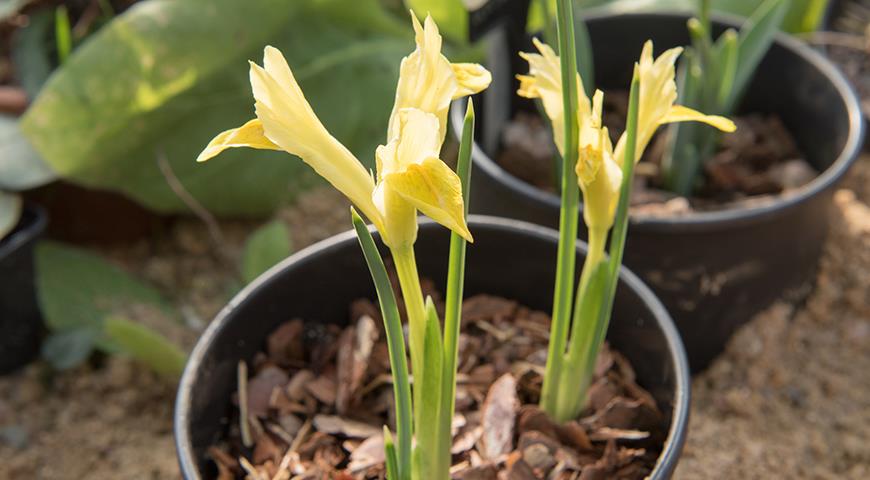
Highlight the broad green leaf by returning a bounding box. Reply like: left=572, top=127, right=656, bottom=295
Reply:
left=41, top=328, right=100, bottom=370
left=103, top=316, right=187, bottom=379
left=22, top=0, right=412, bottom=216
left=35, top=241, right=172, bottom=342
left=11, top=10, right=54, bottom=98
left=406, top=0, right=467, bottom=43
left=0, top=191, right=22, bottom=240
left=241, top=220, right=292, bottom=284
left=0, top=115, right=57, bottom=190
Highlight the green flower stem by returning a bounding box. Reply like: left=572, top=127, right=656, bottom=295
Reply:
left=540, top=0, right=582, bottom=417
left=551, top=70, right=640, bottom=423
left=585, top=71, right=641, bottom=389
left=553, top=226, right=607, bottom=421
left=391, top=246, right=426, bottom=391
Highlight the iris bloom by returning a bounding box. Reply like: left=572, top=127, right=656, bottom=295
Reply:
left=197, top=14, right=490, bottom=248
left=518, top=38, right=735, bottom=230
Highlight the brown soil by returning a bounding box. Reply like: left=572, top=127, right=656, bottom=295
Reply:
left=210, top=295, right=667, bottom=479
left=498, top=100, right=817, bottom=217
left=0, top=157, right=868, bottom=479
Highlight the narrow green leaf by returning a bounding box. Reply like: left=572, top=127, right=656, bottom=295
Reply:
left=541, top=0, right=582, bottom=417
left=439, top=99, right=474, bottom=477
left=0, top=191, right=22, bottom=240
left=662, top=53, right=707, bottom=196
left=103, top=316, right=187, bottom=379
left=351, top=209, right=412, bottom=480
left=384, top=427, right=400, bottom=480
left=716, top=30, right=739, bottom=108
left=241, top=220, right=292, bottom=284
left=594, top=72, right=640, bottom=368
left=54, top=6, right=72, bottom=65
left=417, top=297, right=445, bottom=479
left=41, top=328, right=99, bottom=370
left=728, top=0, right=788, bottom=111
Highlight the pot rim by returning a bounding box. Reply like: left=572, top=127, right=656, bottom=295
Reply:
left=174, top=215, right=690, bottom=479
left=453, top=9, right=866, bottom=234
left=0, top=203, right=47, bottom=259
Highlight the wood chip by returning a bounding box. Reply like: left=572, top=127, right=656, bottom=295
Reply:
left=336, top=315, right=378, bottom=414
left=556, top=421, right=593, bottom=451
left=588, top=427, right=650, bottom=442
left=267, top=319, right=305, bottom=366
left=285, top=370, right=314, bottom=402
left=305, top=374, right=336, bottom=405
left=346, top=434, right=385, bottom=472
left=480, top=373, right=518, bottom=460
left=247, top=366, right=290, bottom=418
left=312, top=415, right=381, bottom=439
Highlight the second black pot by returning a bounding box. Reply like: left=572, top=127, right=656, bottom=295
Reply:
left=453, top=11, right=865, bottom=372
left=0, top=204, right=47, bottom=374
left=175, top=216, right=690, bottom=479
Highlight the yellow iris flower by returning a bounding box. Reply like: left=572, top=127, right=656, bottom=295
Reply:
left=518, top=38, right=735, bottom=230
left=390, top=14, right=491, bottom=143
left=197, top=14, right=490, bottom=248
left=613, top=41, right=736, bottom=164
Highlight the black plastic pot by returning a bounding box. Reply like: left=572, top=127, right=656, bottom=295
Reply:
left=175, top=216, right=690, bottom=479
left=0, top=204, right=47, bottom=374
left=452, top=11, right=865, bottom=372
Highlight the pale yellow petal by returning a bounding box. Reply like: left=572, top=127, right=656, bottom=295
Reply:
left=388, top=13, right=456, bottom=142
left=517, top=37, right=590, bottom=156
left=451, top=63, right=492, bottom=98
left=574, top=89, right=622, bottom=231
left=662, top=105, right=736, bottom=132
left=372, top=181, right=418, bottom=248
left=376, top=108, right=441, bottom=179
left=385, top=157, right=472, bottom=242
left=614, top=41, right=685, bottom=165
left=248, top=48, right=382, bottom=231
left=196, top=118, right=280, bottom=163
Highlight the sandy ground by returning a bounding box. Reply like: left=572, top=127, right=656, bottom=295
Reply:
left=0, top=157, right=868, bottom=479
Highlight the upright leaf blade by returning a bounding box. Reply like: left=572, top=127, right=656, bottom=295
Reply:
left=439, top=100, right=473, bottom=477
left=351, top=209, right=412, bottom=480
left=728, top=0, right=788, bottom=111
